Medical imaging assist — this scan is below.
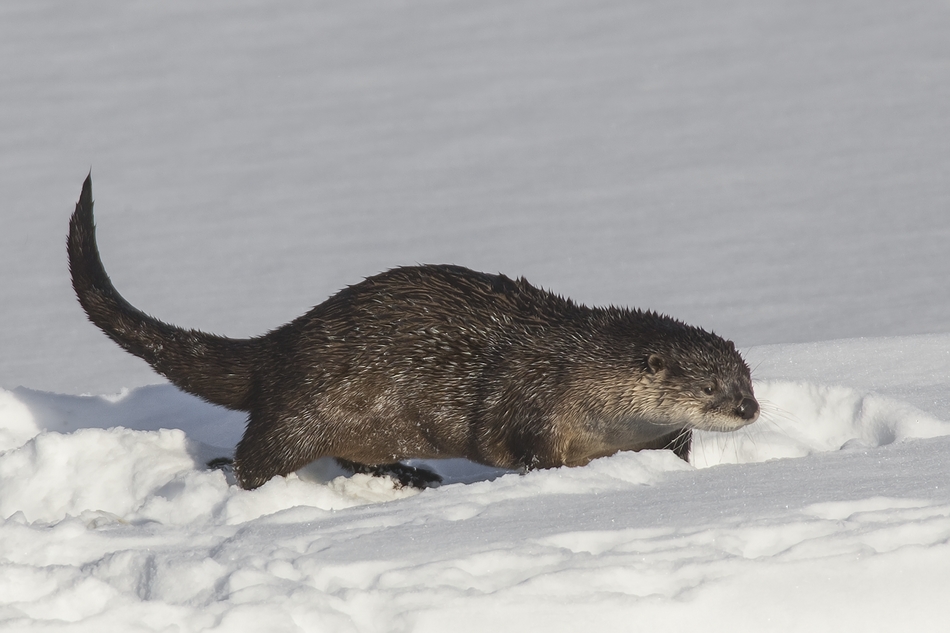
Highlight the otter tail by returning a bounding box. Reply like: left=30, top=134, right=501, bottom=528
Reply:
left=67, top=174, right=259, bottom=411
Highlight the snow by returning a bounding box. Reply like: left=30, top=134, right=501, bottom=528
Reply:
left=3, top=373, right=950, bottom=631
left=2, top=0, right=950, bottom=630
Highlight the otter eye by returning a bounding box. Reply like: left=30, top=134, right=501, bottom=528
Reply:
left=702, top=385, right=716, bottom=396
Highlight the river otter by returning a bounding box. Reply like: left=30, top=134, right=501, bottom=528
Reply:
left=67, top=175, right=758, bottom=490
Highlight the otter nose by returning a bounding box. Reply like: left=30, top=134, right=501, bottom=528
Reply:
left=736, top=397, right=759, bottom=421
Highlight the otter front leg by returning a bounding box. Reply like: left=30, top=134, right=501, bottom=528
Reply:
left=643, top=428, right=692, bottom=461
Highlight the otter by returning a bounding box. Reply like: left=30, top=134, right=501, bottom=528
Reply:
left=67, top=175, right=759, bottom=490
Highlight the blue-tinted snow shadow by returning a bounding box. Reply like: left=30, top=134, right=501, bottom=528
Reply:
left=12, top=384, right=244, bottom=450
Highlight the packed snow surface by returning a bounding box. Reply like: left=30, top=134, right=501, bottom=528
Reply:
left=3, top=0, right=950, bottom=631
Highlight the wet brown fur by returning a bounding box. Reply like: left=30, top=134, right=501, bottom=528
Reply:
left=67, top=175, right=758, bottom=490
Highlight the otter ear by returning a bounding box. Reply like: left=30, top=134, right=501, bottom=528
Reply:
left=647, top=354, right=665, bottom=374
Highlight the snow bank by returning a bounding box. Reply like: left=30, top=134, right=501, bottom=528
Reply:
left=693, top=379, right=950, bottom=466
left=3, top=349, right=947, bottom=526
left=2, top=334, right=949, bottom=630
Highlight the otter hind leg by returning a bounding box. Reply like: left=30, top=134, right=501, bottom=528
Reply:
left=335, top=458, right=443, bottom=489
left=231, top=410, right=445, bottom=490
left=233, top=410, right=331, bottom=490
left=207, top=456, right=234, bottom=470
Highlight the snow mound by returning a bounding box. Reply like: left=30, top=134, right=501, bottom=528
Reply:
left=2, top=374, right=947, bottom=527
left=693, top=379, right=950, bottom=467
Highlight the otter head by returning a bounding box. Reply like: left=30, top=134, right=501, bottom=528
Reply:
left=638, top=323, right=758, bottom=433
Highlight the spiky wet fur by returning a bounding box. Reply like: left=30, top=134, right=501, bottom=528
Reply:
left=67, top=175, right=758, bottom=490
